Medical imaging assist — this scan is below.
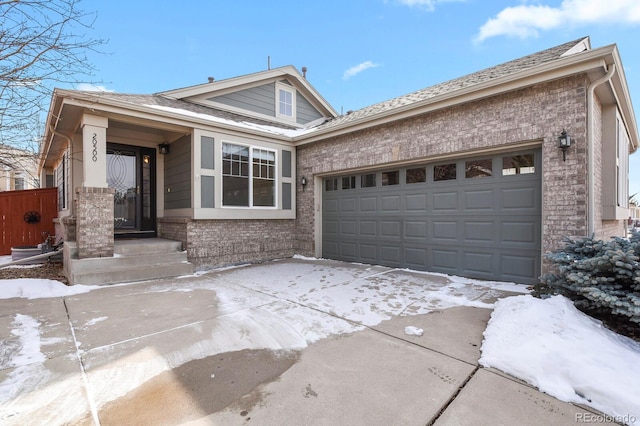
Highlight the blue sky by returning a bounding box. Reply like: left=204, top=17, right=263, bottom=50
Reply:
left=76, top=0, right=640, bottom=199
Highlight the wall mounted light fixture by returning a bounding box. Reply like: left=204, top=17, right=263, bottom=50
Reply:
left=557, top=129, right=571, bottom=161
left=158, top=143, right=170, bottom=155
left=301, top=176, right=307, bottom=189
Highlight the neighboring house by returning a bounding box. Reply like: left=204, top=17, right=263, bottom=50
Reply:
left=0, top=144, right=39, bottom=191
left=39, top=36, right=639, bottom=285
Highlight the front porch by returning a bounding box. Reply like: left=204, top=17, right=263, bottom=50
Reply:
left=63, top=238, right=193, bottom=285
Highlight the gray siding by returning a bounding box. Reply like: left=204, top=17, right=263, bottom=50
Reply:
left=209, top=81, right=324, bottom=125
left=209, top=83, right=275, bottom=117
left=296, top=92, right=323, bottom=124
left=164, top=134, right=191, bottom=210
left=202, top=175, right=214, bottom=208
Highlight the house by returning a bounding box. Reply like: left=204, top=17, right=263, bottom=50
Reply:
left=39, top=36, right=639, bottom=285
left=0, top=144, right=39, bottom=191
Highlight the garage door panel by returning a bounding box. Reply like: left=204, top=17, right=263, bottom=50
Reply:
left=360, top=244, right=378, bottom=262
left=381, top=195, right=401, bottom=212
left=464, top=221, right=495, bottom=242
left=341, top=198, right=357, bottom=212
left=432, top=248, right=458, bottom=270
left=463, top=251, right=494, bottom=274
left=341, top=242, right=357, bottom=258
left=380, top=246, right=401, bottom=263
left=433, top=221, right=458, bottom=240
left=359, top=220, right=377, bottom=236
left=341, top=220, right=357, bottom=235
left=324, top=219, right=339, bottom=235
left=325, top=199, right=339, bottom=213
left=502, top=187, right=537, bottom=209
left=433, top=191, right=458, bottom=211
left=464, top=189, right=495, bottom=210
left=404, top=247, right=427, bottom=268
left=360, top=197, right=377, bottom=212
left=381, top=220, right=401, bottom=237
left=405, top=221, right=427, bottom=238
left=323, top=241, right=339, bottom=258
left=500, top=253, right=538, bottom=281
left=501, top=221, right=537, bottom=244
left=406, top=193, right=427, bottom=211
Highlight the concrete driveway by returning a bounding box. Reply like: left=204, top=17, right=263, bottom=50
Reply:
left=0, top=258, right=611, bottom=425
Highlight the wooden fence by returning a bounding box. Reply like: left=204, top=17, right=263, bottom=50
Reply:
left=0, top=188, right=58, bottom=255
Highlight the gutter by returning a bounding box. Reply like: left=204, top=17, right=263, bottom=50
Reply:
left=587, top=63, right=616, bottom=235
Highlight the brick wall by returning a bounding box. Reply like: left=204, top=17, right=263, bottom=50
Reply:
left=75, top=187, right=114, bottom=258
left=159, top=218, right=296, bottom=268
left=296, top=76, right=594, bottom=262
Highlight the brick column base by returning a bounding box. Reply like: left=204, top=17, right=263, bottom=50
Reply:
left=75, top=187, right=114, bottom=259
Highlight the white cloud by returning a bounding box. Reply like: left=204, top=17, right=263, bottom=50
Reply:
left=475, top=0, right=640, bottom=42
left=342, top=61, right=381, bottom=80
left=75, top=83, right=114, bottom=92
left=397, top=0, right=465, bottom=12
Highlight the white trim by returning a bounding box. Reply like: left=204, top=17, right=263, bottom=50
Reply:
left=275, top=82, right=297, bottom=122
left=221, top=141, right=278, bottom=209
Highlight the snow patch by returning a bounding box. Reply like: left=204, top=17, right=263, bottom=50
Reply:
left=480, top=295, right=640, bottom=423
left=404, top=326, right=423, bottom=336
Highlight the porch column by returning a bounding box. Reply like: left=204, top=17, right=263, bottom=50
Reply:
left=76, top=114, right=114, bottom=258
left=81, top=114, right=108, bottom=188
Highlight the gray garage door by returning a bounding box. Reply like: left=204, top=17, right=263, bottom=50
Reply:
left=322, top=150, right=541, bottom=284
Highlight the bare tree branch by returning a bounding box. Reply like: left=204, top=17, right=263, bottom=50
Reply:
left=0, top=0, right=106, bottom=161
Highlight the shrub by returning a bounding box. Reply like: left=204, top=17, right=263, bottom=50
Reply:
left=537, top=231, right=640, bottom=334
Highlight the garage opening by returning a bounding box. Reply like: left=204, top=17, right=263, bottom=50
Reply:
left=322, top=150, right=541, bottom=284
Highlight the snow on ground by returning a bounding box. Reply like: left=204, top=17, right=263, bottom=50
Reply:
left=480, top=295, right=640, bottom=424
left=1, top=257, right=639, bottom=424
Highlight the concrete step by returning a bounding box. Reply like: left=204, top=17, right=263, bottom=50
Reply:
left=69, top=261, right=194, bottom=286
left=67, top=251, right=189, bottom=271
left=114, top=238, right=184, bottom=256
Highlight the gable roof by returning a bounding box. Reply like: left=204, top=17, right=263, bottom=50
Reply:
left=310, top=37, right=591, bottom=134
left=159, top=65, right=338, bottom=119
left=298, top=36, right=637, bottom=153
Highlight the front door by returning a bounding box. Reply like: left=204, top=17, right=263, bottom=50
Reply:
left=107, top=144, right=157, bottom=237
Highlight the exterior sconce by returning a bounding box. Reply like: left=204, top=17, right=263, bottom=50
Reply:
left=158, top=143, right=170, bottom=155
left=557, top=129, right=571, bottom=161
left=301, top=176, right=307, bottom=189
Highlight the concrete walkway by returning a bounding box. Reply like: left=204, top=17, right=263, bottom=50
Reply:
left=0, top=258, right=613, bottom=425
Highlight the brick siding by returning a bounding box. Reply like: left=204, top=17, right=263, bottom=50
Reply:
left=75, top=187, right=114, bottom=258
left=296, top=76, right=604, bottom=269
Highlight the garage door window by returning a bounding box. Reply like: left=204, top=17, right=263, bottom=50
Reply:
left=465, top=159, right=493, bottom=179
left=406, top=167, right=426, bottom=184
left=361, top=173, right=376, bottom=188
left=382, top=170, right=399, bottom=186
left=325, top=178, right=338, bottom=191
left=502, top=154, right=535, bottom=175
left=434, top=163, right=456, bottom=181
left=342, top=176, right=356, bottom=189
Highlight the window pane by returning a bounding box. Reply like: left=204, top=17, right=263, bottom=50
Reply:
left=382, top=170, right=399, bottom=186
left=406, top=167, right=426, bottom=184
left=502, top=154, right=535, bottom=175
left=253, top=178, right=274, bottom=206
left=465, top=159, right=493, bottom=178
left=279, top=89, right=293, bottom=117
left=325, top=178, right=338, bottom=191
left=342, top=176, right=355, bottom=189
left=223, top=176, right=249, bottom=206
left=434, top=163, right=456, bottom=181
left=361, top=173, right=376, bottom=188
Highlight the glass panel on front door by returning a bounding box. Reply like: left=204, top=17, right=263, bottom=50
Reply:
left=107, top=145, right=157, bottom=236
left=108, top=149, right=137, bottom=230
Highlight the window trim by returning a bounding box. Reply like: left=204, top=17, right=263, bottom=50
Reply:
left=275, top=82, right=296, bottom=122
left=221, top=141, right=277, bottom=209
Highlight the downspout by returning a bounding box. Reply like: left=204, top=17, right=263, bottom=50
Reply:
left=587, top=63, right=615, bottom=236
